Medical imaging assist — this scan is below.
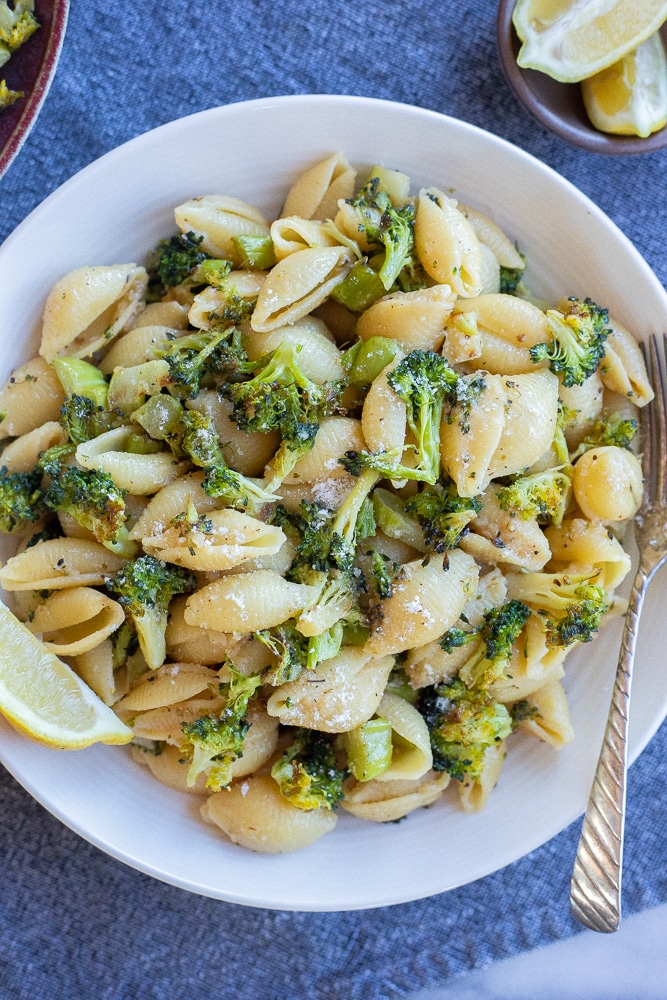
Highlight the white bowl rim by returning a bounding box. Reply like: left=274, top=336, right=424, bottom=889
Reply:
left=1, top=93, right=667, bottom=911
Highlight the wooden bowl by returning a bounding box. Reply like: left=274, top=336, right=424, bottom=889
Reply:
left=496, top=0, right=667, bottom=155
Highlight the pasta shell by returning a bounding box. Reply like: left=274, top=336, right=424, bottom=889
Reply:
left=0, top=538, right=125, bottom=591
left=271, top=216, right=339, bottom=260
left=245, top=319, right=343, bottom=383
left=39, top=264, right=148, bottom=361
left=459, top=488, right=551, bottom=572
left=251, top=246, right=351, bottom=333
left=142, top=509, right=286, bottom=572
left=184, top=569, right=319, bottom=633
left=373, top=692, right=433, bottom=782
left=202, top=774, right=337, bottom=853
left=0, top=357, right=65, bottom=440
left=29, top=586, right=125, bottom=656
left=284, top=417, right=365, bottom=484
left=356, top=285, right=455, bottom=353
left=266, top=648, right=395, bottom=732
left=115, top=662, right=217, bottom=713
left=76, top=425, right=189, bottom=494
left=341, top=770, right=450, bottom=822
left=414, top=187, right=483, bottom=297
left=282, top=152, right=356, bottom=220
left=366, top=550, right=479, bottom=658
left=174, top=195, right=270, bottom=264
left=1, top=420, right=66, bottom=474
left=514, top=679, right=575, bottom=748
left=99, top=325, right=178, bottom=373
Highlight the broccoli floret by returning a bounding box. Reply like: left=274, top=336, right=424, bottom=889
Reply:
left=202, top=463, right=277, bottom=514
left=440, top=599, right=531, bottom=688
left=223, top=341, right=345, bottom=491
left=271, top=728, right=346, bottom=810
left=405, top=481, right=481, bottom=553
left=60, top=394, right=125, bottom=445
left=162, top=327, right=254, bottom=399
left=419, top=678, right=513, bottom=781
left=0, top=467, right=44, bottom=533
left=0, top=78, right=21, bottom=107
left=106, top=555, right=197, bottom=669
left=347, top=177, right=417, bottom=290
left=499, top=252, right=527, bottom=296
left=179, top=666, right=262, bottom=790
left=530, top=297, right=610, bottom=387
left=43, top=465, right=126, bottom=543
left=496, top=468, right=571, bottom=525
left=571, top=413, right=639, bottom=459
left=508, top=571, right=608, bottom=647
left=254, top=620, right=310, bottom=685
left=341, top=350, right=460, bottom=485
left=509, top=699, right=540, bottom=728
left=367, top=548, right=397, bottom=599
left=147, top=231, right=232, bottom=293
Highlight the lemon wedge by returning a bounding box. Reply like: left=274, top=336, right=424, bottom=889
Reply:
left=0, top=598, right=132, bottom=749
left=582, top=31, right=667, bottom=137
left=513, top=0, right=667, bottom=83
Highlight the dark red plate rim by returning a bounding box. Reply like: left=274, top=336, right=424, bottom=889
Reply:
left=0, top=0, right=70, bottom=179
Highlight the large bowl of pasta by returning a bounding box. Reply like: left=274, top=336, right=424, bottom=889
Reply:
left=0, top=95, right=665, bottom=911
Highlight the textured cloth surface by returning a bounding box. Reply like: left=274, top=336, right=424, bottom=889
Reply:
left=1, top=2, right=667, bottom=999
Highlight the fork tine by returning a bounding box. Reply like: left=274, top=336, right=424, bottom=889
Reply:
left=648, top=335, right=667, bottom=504
left=641, top=341, right=654, bottom=494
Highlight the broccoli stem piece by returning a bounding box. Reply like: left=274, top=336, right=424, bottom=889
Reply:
left=440, top=599, right=531, bottom=688
left=179, top=666, right=262, bottom=790
left=106, top=555, right=197, bottom=669
left=344, top=716, right=393, bottom=781
left=342, top=350, right=461, bottom=485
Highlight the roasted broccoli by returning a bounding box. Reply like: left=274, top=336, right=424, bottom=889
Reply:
left=499, top=251, right=527, bottom=296
left=367, top=548, right=398, bottom=600
left=439, top=599, right=531, bottom=688
left=179, top=666, right=262, bottom=791
left=570, top=413, right=639, bottom=459
left=162, top=327, right=254, bottom=399
left=43, top=465, right=127, bottom=544
left=0, top=467, right=43, bottom=533
left=405, top=481, right=482, bottom=553
left=419, top=678, right=513, bottom=781
left=0, top=78, right=21, bottom=107
left=106, top=554, right=197, bottom=669
left=271, top=728, right=346, bottom=810
left=530, top=297, right=610, bottom=387
left=347, top=177, right=417, bottom=290
left=508, top=571, right=608, bottom=647
left=254, top=620, right=310, bottom=685
left=496, top=468, right=571, bottom=525
left=223, top=341, right=345, bottom=491
left=342, top=350, right=460, bottom=485
left=147, top=230, right=232, bottom=295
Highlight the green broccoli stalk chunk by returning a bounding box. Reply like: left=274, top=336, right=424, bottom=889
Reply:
left=530, top=297, right=610, bottom=387
left=106, top=555, right=197, bottom=670
left=420, top=678, right=513, bottom=781
left=271, top=728, right=346, bottom=810
left=179, top=666, right=262, bottom=791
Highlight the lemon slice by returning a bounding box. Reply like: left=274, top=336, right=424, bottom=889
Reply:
left=0, top=598, right=132, bottom=749
left=513, top=0, right=667, bottom=83
left=582, top=31, right=667, bottom=137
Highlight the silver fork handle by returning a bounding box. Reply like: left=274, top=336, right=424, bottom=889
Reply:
left=570, top=567, right=647, bottom=933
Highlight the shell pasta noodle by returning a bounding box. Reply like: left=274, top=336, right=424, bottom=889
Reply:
left=0, top=152, right=652, bottom=854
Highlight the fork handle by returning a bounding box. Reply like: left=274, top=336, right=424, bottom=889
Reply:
left=570, top=568, right=647, bottom=933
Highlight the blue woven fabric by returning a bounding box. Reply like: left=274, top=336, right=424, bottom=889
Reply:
left=1, top=3, right=667, bottom=998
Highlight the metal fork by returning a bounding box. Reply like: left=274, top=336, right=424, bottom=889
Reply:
left=570, top=334, right=667, bottom=933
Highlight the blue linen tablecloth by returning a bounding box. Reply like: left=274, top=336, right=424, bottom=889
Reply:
left=1, top=3, right=667, bottom=998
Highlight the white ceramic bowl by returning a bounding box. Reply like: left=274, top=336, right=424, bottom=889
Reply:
left=1, top=95, right=666, bottom=911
